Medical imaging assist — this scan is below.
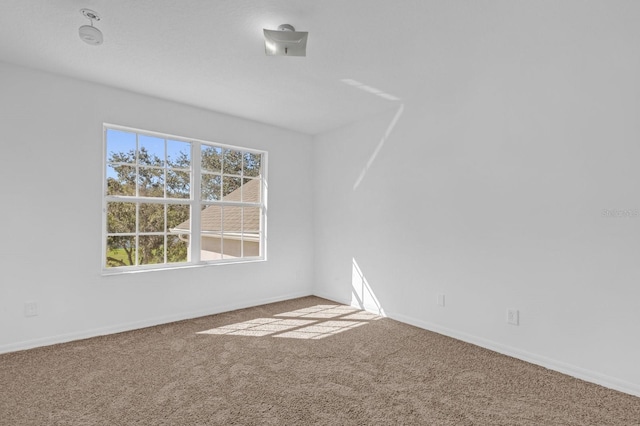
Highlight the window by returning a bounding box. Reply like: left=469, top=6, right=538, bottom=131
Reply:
left=102, top=124, right=266, bottom=273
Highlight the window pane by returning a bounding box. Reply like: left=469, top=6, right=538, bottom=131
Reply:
left=106, top=165, right=136, bottom=196
left=201, top=174, right=221, bottom=201
left=106, top=236, right=136, bottom=267
left=241, top=178, right=260, bottom=202
left=138, top=235, right=164, bottom=265
left=201, top=146, right=222, bottom=173
left=139, top=135, right=165, bottom=166
left=106, top=129, right=136, bottom=163
left=223, top=176, right=242, bottom=198
left=243, top=207, right=260, bottom=258
left=139, top=203, right=164, bottom=233
left=243, top=238, right=260, bottom=257
left=223, top=149, right=242, bottom=175
left=167, top=140, right=190, bottom=168
left=167, top=235, right=188, bottom=263
left=138, top=167, right=165, bottom=197
left=200, top=235, right=222, bottom=261
left=222, top=237, right=241, bottom=258
left=201, top=204, right=222, bottom=233
left=224, top=206, right=242, bottom=233
left=243, top=152, right=262, bottom=177
left=200, top=205, right=222, bottom=261
left=166, top=170, right=190, bottom=199
left=222, top=206, right=242, bottom=259
left=167, top=204, right=190, bottom=232
left=107, top=202, right=136, bottom=233
left=243, top=207, right=260, bottom=233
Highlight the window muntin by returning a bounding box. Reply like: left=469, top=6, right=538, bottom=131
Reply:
left=103, top=125, right=266, bottom=273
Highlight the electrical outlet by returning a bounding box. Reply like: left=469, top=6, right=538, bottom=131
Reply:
left=437, top=294, right=445, bottom=307
left=24, top=301, right=38, bottom=317
left=507, top=309, right=519, bottom=325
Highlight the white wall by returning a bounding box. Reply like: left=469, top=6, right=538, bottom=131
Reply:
left=3, top=1, right=640, bottom=399
left=0, top=61, right=314, bottom=352
left=313, top=4, right=640, bottom=397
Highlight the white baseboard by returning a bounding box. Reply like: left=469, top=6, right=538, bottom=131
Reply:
left=4, top=290, right=638, bottom=398
left=312, top=291, right=640, bottom=398
left=387, top=311, right=640, bottom=398
left=0, top=291, right=311, bottom=355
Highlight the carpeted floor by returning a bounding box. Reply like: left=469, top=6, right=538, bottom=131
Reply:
left=1, top=296, right=639, bottom=425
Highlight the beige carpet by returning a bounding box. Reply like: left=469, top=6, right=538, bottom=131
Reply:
left=1, top=296, right=638, bottom=425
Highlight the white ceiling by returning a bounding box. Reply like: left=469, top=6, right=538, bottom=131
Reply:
left=1, top=1, right=638, bottom=135
left=0, top=0, right=427, bottom=135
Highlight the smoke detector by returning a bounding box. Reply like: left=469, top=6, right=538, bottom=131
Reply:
left=79, top=9, right=103, bottom=46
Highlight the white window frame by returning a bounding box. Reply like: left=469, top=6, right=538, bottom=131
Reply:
left=101, top=123, right=267, bottom=275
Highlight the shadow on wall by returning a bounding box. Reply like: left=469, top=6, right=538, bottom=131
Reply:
left=351, top=258, right=385, bottom=316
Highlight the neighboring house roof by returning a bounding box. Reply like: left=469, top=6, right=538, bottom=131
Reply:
left=172, top=178, right=261, bottom=235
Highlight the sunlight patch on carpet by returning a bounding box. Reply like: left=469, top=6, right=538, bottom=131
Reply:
left=275, top=321, right=366, bottom=340
left=275, top=304, right=360, bottom=319
left=197, top=304, right=382, bottom=340
left=197, top=318, right=317, bottom=337
left=341, top=311, right=381, bottom=320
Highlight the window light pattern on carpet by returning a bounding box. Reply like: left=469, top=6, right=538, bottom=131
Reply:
left=197, top=304, right=381, bottom=340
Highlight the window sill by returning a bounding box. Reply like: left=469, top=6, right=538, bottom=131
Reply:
left=101, top=257, right=266, bottom=276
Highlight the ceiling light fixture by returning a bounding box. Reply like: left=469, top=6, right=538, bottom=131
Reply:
left=263, top=24, right=308, bottom=56
left=78, top=8, right=103, bottom=46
